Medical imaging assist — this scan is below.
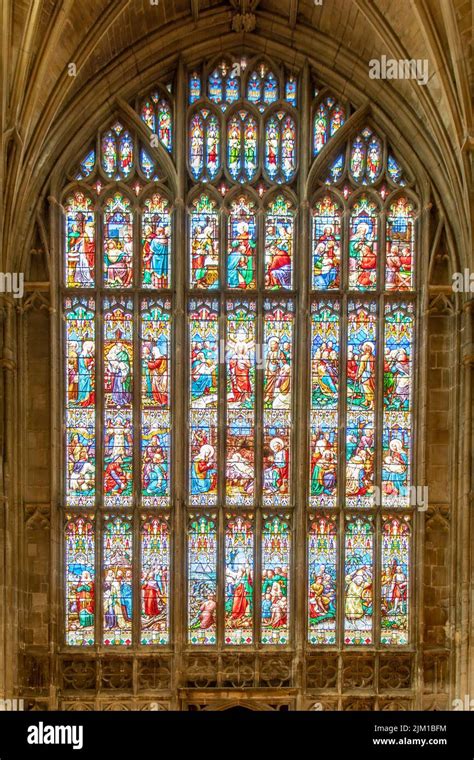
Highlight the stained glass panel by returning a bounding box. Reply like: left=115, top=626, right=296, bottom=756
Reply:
left=381, top=516, right=410, bottom=645
left=225, top=515, right=254, bottom=645
left=346, top=301, right=377, bottom=508
left=285, top=75, right=297, bottom=106
left=310, top=301, right=339, bottom=508
left=140, top=93, right=172, bottom=152
left=103, top=193, right=133, bottom=288
left=312, top=195, right=341, bottom=290
left=263, top=301, right=293, bottom=507
left=65, top=296, right=96, bottom=507
left=103, top=297, right=133, bottom=507
left=227, top=196, right=257, bottom=289
left=261, top=516, right=290, bottom=644
left=386, top=197, right=415, bottom=291
left=103, top=514, right=133, bottom=646
left=226, top=300, right=256, bottom=506
left=344, top=516, right=373, bottom=645
left=190, top=194, right=219, bottom=289
left=188, top=515, right=217, bottom=645
left=350, top=128, right=382, bottom=184
left=65, top=515, right=95, bottom=646
left=141, top=299, right=171, bottom=507
left=308, top=516, right=337, bottom=644
left=265, top=112, right=297, bottom=182
left=142, top=194, right=171, bottom=288
left=349, top=195, right=378, bottom=290
left=227, top=112, right=258, bottom=182
left=189, top=301, right=219, bottom=506
left=313, top=98, right=345, bottom=156
left=65, top=192, right=95, bottom=287
left=119, top=131, right=133, bottom=176
left=382, top=302, right=414, bottom=508
left=264, top=195, right=294, bottom=289
left=141, top=515, right=170, bottom=645
left=189, top=71, right=201, bottom=104
left=189, top=110, right=220, bottom=181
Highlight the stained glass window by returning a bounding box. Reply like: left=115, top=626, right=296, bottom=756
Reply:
left=264, top=111, right=297, bottom=182
left=261, top=516, right=290, bottom=644
left=141, top=515, right=170, bottom=644
left=103, top=193, right=133, bottom=288
left=63, top=62, right=417, bottom=655
left=381, top=516, right=410, bottom=644
left=346, top=301, right=377, bottom=509
left=312, top=195, right=341, bottom=290
left=188, top=514, right=217, bottom=644
left=308, top=515, right=337, bottom=644
left=65, top=515, right=95, bottom=646
left=263, top=301, right=293, bottom=506
left=344, top=516, right=374, bottom=645
left=313, top=96, right=345, bottom=155
left=189, top=300, right=219, bottom=506
left=225, top=514, right=254, bottom=644
left=264, top=195, right=294, bottom=289
left=349, top=195, right=378, bottom=290
left=310, top=301, right=339, bottom=509
left=189, top=109, right=220, bottom=181
left=140, top=92, right=172, bottom=152
left=103, top=297, right=134, bottom=507
left=103, top=514, right=133, bottom=646
left=227, top=196, right=257, bottom=288
left=386, top=196, right=415, bottom=290
left=142, top=193, right=171, bottom=288
left=226, top=300, right=256, bottom=506
left=141, top=299, right=171, bottom=507
left=227, top=110, right=258, bottom=182
left=65, top=192, right=95, bottom=287
left=189, top=194, right=219, bottom=289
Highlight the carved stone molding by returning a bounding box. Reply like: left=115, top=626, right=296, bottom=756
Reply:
left=184, top=655, right=218, bottom=688
left=342, top=655, right=375, bottom=690
left=220, top=654, right=255, bottom=687
left=259, top=655, right=293, bottom=688
left=426, top=292, right=456, bottom=316
left=378, top=654, right=413, bottom=691
left=62, top=659, right=97, bottom=691
left=425, top=505, right=450, bottom=533
left=230, top=0, right=258, bottom=31
left=343, top=697, right=376, bottom=711
left=101, top=658, right=134, bottom=690
left=24, top=504, right=50, bottom=530
left=379, top=698, right=413, bottom=710
left=305, top=655, right=338, bottom=690
left=137, top=657, right=172, bottom=691
left=17, top=290, right=54, bottom=315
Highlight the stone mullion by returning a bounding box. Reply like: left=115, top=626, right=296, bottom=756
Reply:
left=294, top=61, right=310, bottom=704
left=411, top=200, right=429, bottom=707
left=458, top=299, right=472, bottom=703
left=173, top=57, right=187, bottom=703
left=217, top=204, right=227, bottom=653
left=132, top=280, right=140, bottom=649
left=373, top=205, right=385, bottom=651
left=338, top=194, right=350, bottom=656
left=49, top=190, right=62, bottom=681
left=96, top=198, right=106, bottom=650
left=255, top=207, right=264, bottom=649
left=412, top=202, right=428, bottom=701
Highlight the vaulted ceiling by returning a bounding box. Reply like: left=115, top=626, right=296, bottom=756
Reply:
left=1, top=0, right=472, bottom=269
